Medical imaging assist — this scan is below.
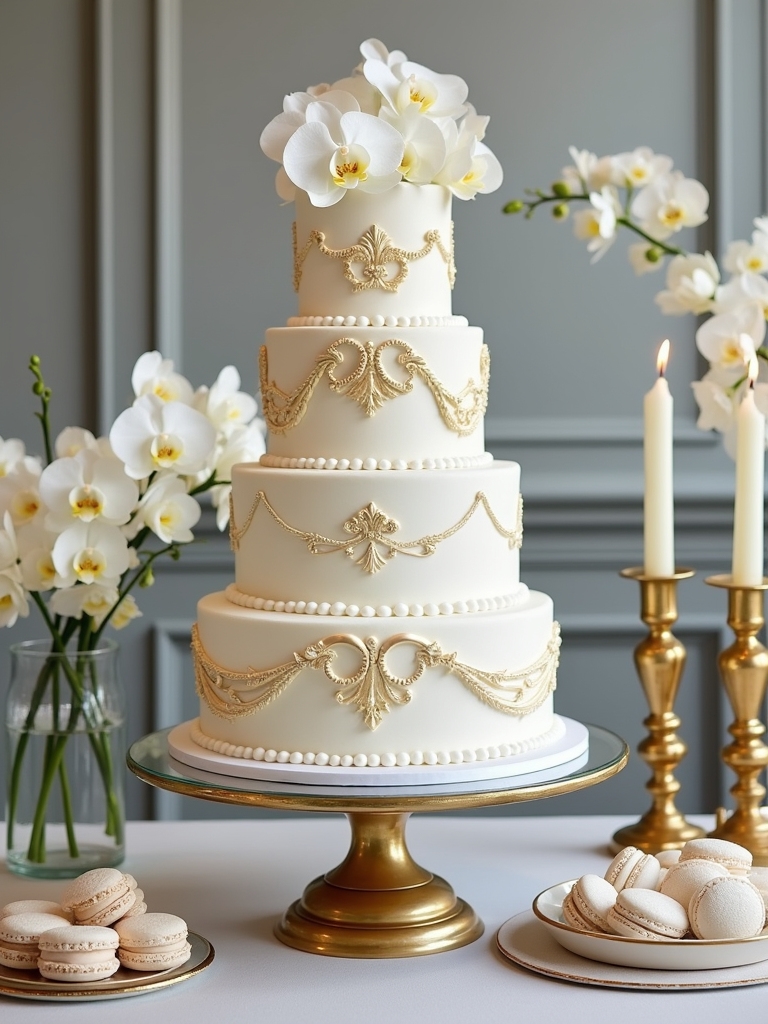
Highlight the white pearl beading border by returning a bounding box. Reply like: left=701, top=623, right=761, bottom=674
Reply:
left=189, top=716, right=564, bottom=769
left=286, top=315, right=469, bottom=328
left=224, top=582, right=530, bottom=618
left=259, top=452, right=494, bottom=472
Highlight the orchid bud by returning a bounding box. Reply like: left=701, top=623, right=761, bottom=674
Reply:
left=646, top=246, right=663, bottom=264
left=139, top=566, right=155, bottom=588
left=503, top=199, right=524, bottom=214
left=32, top=381, right=44, bottom=396
left=552, top=203, right=569, bottom=220
left=552, top=181, right=570, bottom=197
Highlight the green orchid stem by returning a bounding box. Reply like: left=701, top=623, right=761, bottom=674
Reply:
left=614, top=216, right=685, bottom=257
left=512, top=190, right=688, bottom=259
left=58, top=760, right=79, bottom=859
left=19, top=596, right=120, bottom=862
left=93, top=542, right=178, bottom=640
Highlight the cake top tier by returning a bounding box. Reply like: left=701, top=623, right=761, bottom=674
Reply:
left=293, top=184, right=456, bottom=318
left=259, top=37, right=503, bottom=209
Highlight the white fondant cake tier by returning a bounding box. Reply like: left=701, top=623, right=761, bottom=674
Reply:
left=260, top=325, right=487, bottom=464
left=230, top=461, right=521, bottom=608
left=195, top=590, right=557, bottom=759
left=294, top=184, right=454, bottom=318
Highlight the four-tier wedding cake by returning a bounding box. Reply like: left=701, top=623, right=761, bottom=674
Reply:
left=186, top=39, right=565, bottom=777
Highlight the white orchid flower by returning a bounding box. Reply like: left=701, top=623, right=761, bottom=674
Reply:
left=363, top=49, right=468, bottom=121
left=127, top=473, right=201, bottom=544
left=0, top=511, right=19, bottom=572
left=714, top=272, right=768, bottom=319
left=628, top=243, right=665, bottom=276
left=260, top=90, right=361, bottom=164
left=724, top=235, right=768, bottom=275
left=631, top=171, right=709, bottom=239
left=613, top=147, right=673, bottom=189
left=53, top=426, right=115, bottom=461
left=109, top=593, right=142, bottom=630
left=206, top=421, right=267, bottom=531
left=691, top=369, right=738, bottom=438
left=49, top=582, right=119, bottom=623
left=561, top=147, right=614, bottom=194
left=379, top=106, right=446, bottom=184
left=131, top=351, right=194, bottom=405
left=0, top=570, right=29, bottom=628
left=0, top=437, right=28, bottom=478
left=695, top=306, right=765, bottom=375
left=655, top=253, right=720, bottom=315
left=0, top=459, right=44, bottom=527
left=434, top=115, right=503, bottom=199
left=109, top=394, right=216, bottom=481
left=573, top=186, right=620, bottom=262
left=52, top=520, right=130, bottom=589
left=359, top=38, right=408, bottom=67
left=193, top=365, right=258, bottom=437
left=39, top=448, right=139, bottom=532
left=283, top=105, right=404, bottom=207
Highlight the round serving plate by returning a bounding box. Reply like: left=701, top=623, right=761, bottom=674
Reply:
left=533, top=881, right=768, bottom=971
left=497, top=913, right=768, bottom=991
left=167, top=715, right=589, bottom=787
left=0, top=931, right=214, bottom=1002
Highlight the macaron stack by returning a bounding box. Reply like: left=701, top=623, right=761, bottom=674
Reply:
left=560, top=838, right=767, bottom=942
left=0, top=866, right=190, bottom=983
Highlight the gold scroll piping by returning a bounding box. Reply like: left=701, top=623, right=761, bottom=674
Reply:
left=229, top=490, right=524, bottom=572
left=259, top=339, right=489, bottom=436
left=293, top=222, right=456, bottom=293
left=193, top=622, right=561, bottom=730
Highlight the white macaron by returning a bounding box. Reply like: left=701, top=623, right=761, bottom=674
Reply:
left=605, top=846, right=661, bottom=892
left=606, top=888, right=689, bottom=940
left=660, top=859, right=730, bottom=908
left=562, top=875, right=617, bottom=933
left=680, top=838, right=752, bottom=877
left=688, top=875, right=766, bottom=939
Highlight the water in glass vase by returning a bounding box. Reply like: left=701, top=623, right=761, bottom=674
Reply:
left=4, top=640, right=126, bottom=878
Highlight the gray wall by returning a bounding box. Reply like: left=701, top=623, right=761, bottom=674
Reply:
left=0, top=0, right=765, bottom=821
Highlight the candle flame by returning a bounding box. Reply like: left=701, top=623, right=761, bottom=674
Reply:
left=748, top=354, right=759, bottom=387
left=656, top=339, right=670, bottom=376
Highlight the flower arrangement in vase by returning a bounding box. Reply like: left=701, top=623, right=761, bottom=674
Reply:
left=0, top=352, right=265, bottom=876
left=505, top=145, right=768, bottom=453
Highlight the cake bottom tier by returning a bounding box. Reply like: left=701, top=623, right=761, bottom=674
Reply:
left=194, top=591, right=561, bottom=766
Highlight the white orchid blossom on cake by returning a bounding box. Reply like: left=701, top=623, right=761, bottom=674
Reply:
left=505, top=145, right=768, bottom=453
left=1, top=352, right=265, bottom=865
left=260, top=38, right=503, bottom=205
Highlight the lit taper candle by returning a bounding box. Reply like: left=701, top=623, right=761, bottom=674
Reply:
left=732, top=356, right=765, bottom=586
left=644, top=339, right=674, bottom=577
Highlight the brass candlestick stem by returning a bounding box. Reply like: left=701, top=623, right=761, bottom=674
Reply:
left=613, top=567, right=705, bottom=853
left=705, top=575, right=768, bottom=864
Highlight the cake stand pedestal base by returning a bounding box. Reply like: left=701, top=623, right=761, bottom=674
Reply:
left=127, top=723, right=627, bottom=959
left=275, top=812, right=482, bottom=957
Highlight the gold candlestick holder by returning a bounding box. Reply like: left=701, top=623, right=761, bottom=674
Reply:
left=612, top=567, right=705, bottom=853
left=705, top=575, right=768, bottom=864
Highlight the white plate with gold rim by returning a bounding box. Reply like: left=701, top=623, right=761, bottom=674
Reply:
left=533, top=880, right=768, bottom=971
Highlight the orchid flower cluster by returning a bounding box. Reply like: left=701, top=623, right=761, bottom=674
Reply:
left=505, top=145, right=768, bottom=454
left=260, top=38, right=503, bottom=207
left=0, top=352, right=265, bottom=638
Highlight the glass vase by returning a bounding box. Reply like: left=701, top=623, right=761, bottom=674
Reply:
left=4, top=639, right=126, bottom=878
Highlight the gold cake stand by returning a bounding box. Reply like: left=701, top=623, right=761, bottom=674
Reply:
left=128, top=725, right=627, bottom=959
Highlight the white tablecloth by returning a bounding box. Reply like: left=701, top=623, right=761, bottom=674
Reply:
left=0, top=816, right=758, bottom=1022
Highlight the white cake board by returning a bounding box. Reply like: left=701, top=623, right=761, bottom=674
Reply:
left=167, top=715, right=589, bottom=787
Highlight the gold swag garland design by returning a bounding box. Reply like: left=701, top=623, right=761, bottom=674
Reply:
left=192, top=622, right=561, bottom=731
left=292, top=222, right=456, bottom=293
left=229, top=490, right=523, bottom=574
left=259, top=338, right=490, bottom=435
